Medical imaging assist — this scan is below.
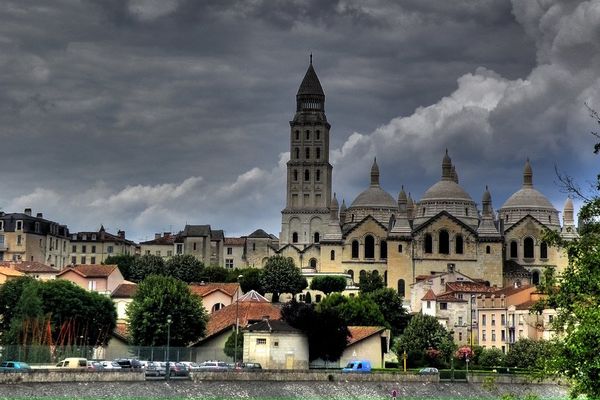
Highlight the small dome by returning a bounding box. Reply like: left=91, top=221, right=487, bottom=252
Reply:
left=421, top=180, right=474, bottom=202
left=350, top=186, right=397, bottom=208
left=340, top=199, right=347, bottom=212
left=501, top=187, right=555, bottom=210
left=564, top=197, right=574, bottom=211
left=482, top=186, right=491, bottom=203
left=331, top=193, right=339, bottom=209
left=398, top=186, right=407, bottom=203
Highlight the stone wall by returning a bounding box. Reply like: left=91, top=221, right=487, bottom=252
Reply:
left=190, top=370, right=438, bottom=382
left=0, top=369, right=145, bottom=384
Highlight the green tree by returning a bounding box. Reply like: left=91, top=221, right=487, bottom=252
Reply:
left=103, top=254, right=136, bottom=281
left=5, top=280, right=44, bottom=345
left=201, top=265, right=230, bottom=283
left=260, top=255, right=307, bottom=302
left=539, top=107, right=600, bottom=397
left=127, top=275, right=208, bottom=346
left=478, top=347, right=505, bottom=368
left=363, top=288, right=409, bottom=337
left=281, top=300, right=349, bottom=362
left=394, top=313, right=455, bottom=367
left=129, top=254, right=165, bottom=282
left=224, top=330, right=243, bottom=361
left=166, top=254, right=204, bottom=283
left=309, top=276, right=347, bottom=295
left=0, top=276, right=36, bottom=337
left=504, top=339, right=550, bottom=369
left=318, top=293, right=386, bottom=327
left=238, top=268, right=264, bottom=294
left=359, top=271, right=384, bottom=293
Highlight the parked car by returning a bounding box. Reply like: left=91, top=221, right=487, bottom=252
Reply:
left=198, top=361, right=230, bottom=371
left=0, top=361, right=32, bottom=372
left=239, top=362, right=262, bottom=370
left=114, top=358, right=142, bottom=370
left=56, top=358, right=88, bottom=368
left=418, top=367, right=439, bottom=375
left=180, top=361, right=200, bottom=372
left=100, top=361, right=122, bottom=370
left=342, top=360, right=372, bottom=373
left=143, top=361, right=161, bottom=377
left=167, top=362, right=189, bottom=377
left=87, top=361, right=104, bottom=370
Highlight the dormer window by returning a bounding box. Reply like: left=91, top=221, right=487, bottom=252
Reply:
left=34, top=222, right=40, bottom=233
left=0, top=221, right=4, bottom=230
left=91, top=234, right=96, bottom=241
left=16, top=220, right=23, bottom=231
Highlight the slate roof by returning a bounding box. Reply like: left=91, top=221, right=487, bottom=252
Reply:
left=347, top=326, right=385, bottom=346
left=297, top=62, right=324, bottom=97
left=111, top=282, right=138, bottom=298
left=189, top=283, right=240, bottom=298
left=211, top=230, right=224, bottom=241
left=183, top=225, right=211, bottom=237
left=248, top=229, right=272, bottom=239
left=237, top=290, right=269, bottom=303
left=224, top=237, right=246, bottom=246
left=246, top=319, right=299, bottom=333
left=140, top=234, right=178, bottom=245
left=57, top=264, right=118, bottom=278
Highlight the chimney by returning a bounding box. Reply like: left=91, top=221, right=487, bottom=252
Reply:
left=155, top=233, right=162, bottom=239
left=118, top=230, right=125, bottom=239
left=36, top=213, right=43, bottom=218
left=164, top=232, right=171, bottom=238
left=24, top=208, right=32, bottom=216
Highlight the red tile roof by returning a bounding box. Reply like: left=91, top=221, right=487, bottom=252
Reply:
left=1, top=261, right=58, bottom=273
left=202, top=302, right=281, bottom=340
left=347, top=326, right=385, bottom=346
left=113, top=323, right=130, bottom=341
left=487, top=285, right=534, bottom=298
left=445, top=281, right=496, bottom=293
left=421, top=289, right=437, bottom=301
left=189, top=283, right=240, bottom=298
left=112, top=282, right=138, bottom=298
left=515, top=299, right=539, bottom=310
left=435, top=292, right=467, bottom=302
left=0, top=266, right=24, bottom=277
left=57, top=264, right=118, bottom=278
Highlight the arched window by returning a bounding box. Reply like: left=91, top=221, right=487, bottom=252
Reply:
left=211, top=303, right=225, bottom=313
left=347, top=270, right=354, bottom=282
left=330, top=250, right=335, bottom=260
left=439, top=230, right=450, bottom=254
left=316, top=169, right=321, bottom=181
left=304, top=169, right=310, bottom=181
left=292, top=232, right=298, bottom=243
left=532, top=270, right=540, bottom=285
left=295, top=130, right=300, bottom=140
left=548, top=215, right=551, bottom=223
left=359, top=270, right=366, bottom=280
left=398, top=279, right=406, bottom=297
left=380, top=240, right=387, bottom=259
left=486, top=245, right=491, bottom=254
left=524, top=237, right=534, bottom=259
left=372, top=270, right=379, bottom=277
left=540, top=241, right=548, bottom=259
left=455, top=235, right=464, bottom=254
left=465, top=207, right=469, bottom=216
left=510, top=241, right=518, bottom=258
left=309, top=258, right=317, bottom=269
left=295, top=148, right=300, bottom=159
left=364, top=235, right=375, bottom=258
left=316, top=148, right=321, bottom=159
left=424, top=234, right=433, bottom=254
left=314, top=232, right=320, bottom=243
left=398, top=244, right=403, bottom=253
left=293, top=170, right=298, bottom=181
left=305, top=147, right=310, bottom=159
left=351, top=240, right=359, bottom=258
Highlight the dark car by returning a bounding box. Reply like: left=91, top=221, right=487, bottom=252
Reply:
left=114, top=358, right=142, bottom=370
left=239, top=362, right=262, bottom=370
left=0, top=361, right=32, bottom=372
left=167, top=362, right=189, bottom=377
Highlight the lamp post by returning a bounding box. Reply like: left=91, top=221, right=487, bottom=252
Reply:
left=234, top=274, right=243, bottom=366
left=165, top=314, right=172, bottom=380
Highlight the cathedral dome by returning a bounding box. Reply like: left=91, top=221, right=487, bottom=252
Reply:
left=501, top=187, right=555, bottom=210
left=350, top=186, right=397, bottom=208
left=421, top=180, right=474, bottom=202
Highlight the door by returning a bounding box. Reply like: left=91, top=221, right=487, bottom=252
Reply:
left=285, top=354, right=294, bottom=370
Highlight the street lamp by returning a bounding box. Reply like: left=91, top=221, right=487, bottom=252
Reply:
left=234, top=274, right=243, bottom=366
left=165, top=314, right=172, bottom=380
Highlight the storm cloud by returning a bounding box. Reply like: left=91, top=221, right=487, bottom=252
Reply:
left=0, top=0, right=597, bottom=241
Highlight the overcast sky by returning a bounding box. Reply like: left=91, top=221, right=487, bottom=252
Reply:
left=1, top=0, right=598, bottom=242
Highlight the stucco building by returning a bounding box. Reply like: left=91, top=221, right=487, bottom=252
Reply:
left=69, top=226, right=136, bottom=265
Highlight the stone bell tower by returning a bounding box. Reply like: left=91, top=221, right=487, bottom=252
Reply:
left=280, top=56, right=333, bottom=247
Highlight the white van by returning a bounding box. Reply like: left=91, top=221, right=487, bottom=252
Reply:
left=56, top=358, right=88, bottom=368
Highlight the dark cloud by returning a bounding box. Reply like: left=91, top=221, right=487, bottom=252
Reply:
left=0, top=0, right=595, bottom=241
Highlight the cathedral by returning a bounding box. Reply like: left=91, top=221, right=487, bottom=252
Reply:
left=278, top=60, right=576, bottom=304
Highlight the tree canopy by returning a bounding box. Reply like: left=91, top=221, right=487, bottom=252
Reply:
left=128, top=254, right=166, bottom=283
left=165, top=254, right=205, bottom=283
left=394, top=313, right=455, bottom=367
left=103, top=254, right=136, bottom=281
left=363, top=288, right=409, bottom=337
left=359, top=271, right=384, bottom=293
left=260, top=255, right=307, bottom=302
left=318, top=293, right=386, bottom=327
left=238, top=268, right=264, bottom=294
left=309, top=275, right=347, bottom=295
left=127, top=275, right=208, bottom=346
